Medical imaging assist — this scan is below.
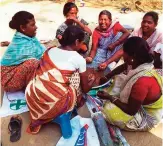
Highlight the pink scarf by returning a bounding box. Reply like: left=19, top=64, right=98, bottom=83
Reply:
left=131, top=28, right=163, bottom=53
left=95, top=19, right=119, bottom=37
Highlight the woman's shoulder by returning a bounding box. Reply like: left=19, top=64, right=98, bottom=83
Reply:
left=49, top=48, right=79, bottom=56
left=135, top=76, right=159, bottom=87
left=154, top=29, right=163, bottom=39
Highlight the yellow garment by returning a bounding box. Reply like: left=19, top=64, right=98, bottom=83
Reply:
left=103, top=69, right=162, bottom=130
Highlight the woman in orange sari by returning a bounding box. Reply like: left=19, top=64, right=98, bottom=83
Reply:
left=25, top=26, right=95, bottom=134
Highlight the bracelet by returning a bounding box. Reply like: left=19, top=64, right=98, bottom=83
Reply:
left=103, top=76, right=108, bottom=80
left=112, top=97, right=118, bottom=103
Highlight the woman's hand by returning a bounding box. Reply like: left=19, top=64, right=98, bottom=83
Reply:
left=57, top=35, right=62, bottom=40
left=97, top=90, right=113, bottom=101
left=88, top=73, right=95, bottom=82
left=98, top=62, right=107, bottom=70
left=86, top=57, right=93, bottom=63
left=108, top=43, right=116, bottom=51
left=99, top=76, right=108, bottom=85
left=66, top=16, right=78, bottom=23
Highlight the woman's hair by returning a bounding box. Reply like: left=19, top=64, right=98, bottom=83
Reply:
left=9, top=11, right=34, bottom=31
left=63, top=2, right=78, bottom=16
left=143, top=11, right=159, bottom=24
left=59, top=26, right=85, bottom=47
left=99, top=10, right=112, bottom=20
left=123, top=37, right=153, bottom=64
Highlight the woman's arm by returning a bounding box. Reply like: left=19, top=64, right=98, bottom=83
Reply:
left=68, top=17, right=92, bottom=36
left=108, top=27, right=130, bottom=50
left=106, top=49, right=124, bottom=65
left=97, top=90, right=142, bottom=116
left=86, top=30, right=99, bottom=63
left=89, top=42, right=98, bottom=59
left=99, top=63, right=126, bottom=84
left=80, top=72, right=95, bottom=93
left=86, top=43, right=98, bottom=63
left=76, top=20, right=92, bottom=36
left=112, top=97, right=142, bottom=115
left=98, top=49, right=124, bottom=70
left=98, top=77, right=153, bottom=115
left=99, top=26, right=129, bottom=70
left=106, top=63, right=126, bottom=78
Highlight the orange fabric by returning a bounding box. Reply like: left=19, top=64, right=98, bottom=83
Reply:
left=1, top=59, right=39, bottom=92
left=25, top=48, right=78, bottom=134
left=79, top=43, right=88, bottom=52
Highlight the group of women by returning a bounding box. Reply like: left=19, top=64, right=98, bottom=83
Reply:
left=1, top=2, right=162, bottom=134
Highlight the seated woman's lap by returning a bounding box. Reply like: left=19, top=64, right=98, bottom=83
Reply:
left=1, top=59, right=39, bottom=92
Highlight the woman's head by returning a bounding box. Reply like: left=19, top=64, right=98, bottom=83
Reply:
left=123, top=37, right=153, bottom=67
left=63, top=2, right=78, bottom=18
left=9, top=11, right=37, bottom=37
left=59, top=25, right=85, bottom=51
left=141, top=11, right=158, bottom=33
left=98, top=10, right=112, bottom=31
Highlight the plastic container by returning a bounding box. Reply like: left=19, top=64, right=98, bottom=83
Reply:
left=52, top=112, right=72, bottom=139
left=92, top=112, right=114, bottom=146
left=75, top=124, right=89, bottom=146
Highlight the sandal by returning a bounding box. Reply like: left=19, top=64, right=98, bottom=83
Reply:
left=1, top=41, right=10, bottom=47
left=8, top=116, right=22, bottom=142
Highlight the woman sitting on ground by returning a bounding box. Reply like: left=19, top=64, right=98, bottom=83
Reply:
left=98, top=37, right=162, bottom=131
left=56, top=2, right=92, bottom=54
left=86, top=10, right=129, bottom=72
left=25, top=26, right=95, bottom=134
left=98, top=11, right=163, bottom=72
left=131, top=11, right=162, bottom=54
left=106, top=11, right=163, bottom=72
left=131, top=11, right=163, bottom=69
left=1, top=11, right=45, bottom=92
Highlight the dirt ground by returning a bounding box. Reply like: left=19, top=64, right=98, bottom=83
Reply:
left=0, top=0, right=163, bottom=146
left=1, top=104, right=162, bottom=146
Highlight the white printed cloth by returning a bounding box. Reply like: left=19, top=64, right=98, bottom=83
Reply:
left=0, top=91, right=29, bottom=117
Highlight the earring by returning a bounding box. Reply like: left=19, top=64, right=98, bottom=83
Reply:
left=131, top=59, right=134, bottom=62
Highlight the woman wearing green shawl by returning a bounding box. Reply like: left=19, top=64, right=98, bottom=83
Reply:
left=1, top=11, right=45, bottom=92
left=98, top=37, right=162, bottom=131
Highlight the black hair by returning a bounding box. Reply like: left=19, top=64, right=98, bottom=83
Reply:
left=99, top=10, right=112, bottom=20
left=143, top=11, right=159, bottom=24
left=59, top=26, right=85, bottom=47
left=9, top=11, right=34, bottom=31
left=123, top=37, right=153, bottom=64
left=63, top=2, right=78, bottom=16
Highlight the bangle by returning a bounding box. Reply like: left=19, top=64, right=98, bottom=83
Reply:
left=112, top=97, right=118, bottom=103
left=103, top=76, right=108, bottom=80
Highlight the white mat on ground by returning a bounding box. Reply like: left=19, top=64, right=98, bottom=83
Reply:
left=57, top=115, right=100, bottom=146
left=0, top=91, right=29, bottom=117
